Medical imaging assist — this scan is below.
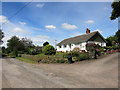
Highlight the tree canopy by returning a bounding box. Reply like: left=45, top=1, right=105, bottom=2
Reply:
left=0, top=29, right=4, bottom=45
left=7, top=36, right=25, bottom=52
left=106, top=35, right=118, bottom=46
left=115, top=29, right=120, bottom=44
left=110, top=1, right=120, bottom=20
left=21, top=38, right=34, bottom=49
left=43, top=41, right=49, bottom=47
left=6, top=36, right=42, bottom=55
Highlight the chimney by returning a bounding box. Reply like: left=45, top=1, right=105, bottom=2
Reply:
left=86, top=28, right=90, bottom=34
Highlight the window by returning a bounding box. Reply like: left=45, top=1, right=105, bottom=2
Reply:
left=80, top=44, right=82, bottom=48
left=59, top=46, right=61, bottom=48
left=64, top=45, right=67, bottom=48
left=75, top=42, right=80, bottom=45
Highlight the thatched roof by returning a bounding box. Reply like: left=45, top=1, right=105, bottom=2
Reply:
left=57, top=31, right=106, bottom=46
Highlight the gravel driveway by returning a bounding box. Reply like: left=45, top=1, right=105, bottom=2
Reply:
left=1, top=53, right=118, bottom=88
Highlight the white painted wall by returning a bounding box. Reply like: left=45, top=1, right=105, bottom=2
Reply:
left=57, top=42, right=87, bottom=52
left=88, top=41, right=106, bottom=47
left=57, top=41, right=106, bottom=52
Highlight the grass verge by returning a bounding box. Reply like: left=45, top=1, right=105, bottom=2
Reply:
left=16, top=57, right=37, bottom=64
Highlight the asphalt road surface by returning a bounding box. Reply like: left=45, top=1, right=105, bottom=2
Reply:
left=1, top=53, right=118, bottom=88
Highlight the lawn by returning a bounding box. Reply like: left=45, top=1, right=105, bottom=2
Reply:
left=17, top=57, right=37, bottom=64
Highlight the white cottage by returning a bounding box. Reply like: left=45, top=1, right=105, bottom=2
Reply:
left=56, top=28, right=107, bottom=52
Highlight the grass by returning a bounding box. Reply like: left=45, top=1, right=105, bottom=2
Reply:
left=17, top=57, right=37, bottom=64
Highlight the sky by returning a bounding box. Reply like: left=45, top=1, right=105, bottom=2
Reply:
left=1, top=2, right=118, bottom=47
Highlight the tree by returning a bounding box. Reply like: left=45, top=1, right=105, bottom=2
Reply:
left=115, top=29, right=120, bottom=44
left=7, top=36, right=24, bottom=52
left=2, top=46, right=6, bottom=53
left=2, top=46, right=6, bottom=57
left=106, top=35, right=118, bottom=46
left=20, top=38, right=34, bottom=53
left=42, top=45, right=56, bottom=55
left=21, top=38, right=34, bottom=49
left=110, top=1, right=120, bottom=20
left=43, top=41, right=49, bottom=47
left=0, top=29, right=4, bottom=45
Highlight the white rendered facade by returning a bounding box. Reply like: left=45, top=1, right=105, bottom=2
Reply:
left=57, top=41, right=106, bottom=52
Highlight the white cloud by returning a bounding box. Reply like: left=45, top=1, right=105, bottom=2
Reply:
left=62, top=23, right=78, bottom=30
left=85, top=20, right=94, bottom=24
left=11, top=27, right=31, bottom=34
left=45, top=25, right=56, bottom=29
left=30, top=35, right=50, bottom=46
left=36, top=3, right=44, bottom=8
left=19, top=21, right=26, bottom=25
left=0, top=15, right=9, bottom=23
left=93, top=29, right=103, bottom=33
left=36, top=35, right=50, bottom=39
left=12, top=27, right=25, bottom=33
left=1, top=16, right=52, bottom=47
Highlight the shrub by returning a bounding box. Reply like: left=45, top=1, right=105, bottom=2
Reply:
left=42, top=45, right=56, bottom=55
left=67, top=51, right=80, bottom=57
left=9, top=51, right=18, bottom=58
left=59, top=59, right=66, bottom=63
left=72, top=47, right=80, bottom=52
left=43, top=41, right=49, bottom=47
left=76, top=53, right=89, bottom=61
left=18, top=54, right=21, bottom=57
left=2, top=53, right=7, bottom=57
left=71, top=51, right=80, bottom=57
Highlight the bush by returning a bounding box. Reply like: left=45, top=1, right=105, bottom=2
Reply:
left=72, top=47, right=80, bottom=52
left=76, top=53, right=89, bottom=61
left=59, top=59, right=66, bottom=63
left=71, top=51, right=80, bottom=57
left=67, top=51, right=80, bottom=57
left=9, top=51, right=18, bottom=58
left=18, top=54, right=21, bottom=57
left=42, top=45, right=56, bottom=55
left=2, top=53, right=7, bottom=57
left=43, top=41, right=49, bottom=47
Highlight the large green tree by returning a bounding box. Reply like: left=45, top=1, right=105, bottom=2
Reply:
left=7, top=36, right=36, bottom=54
left=110, top=1, right=120, bottom=20
left=110, top=1, right=120, bottom=45
left=115, top=30, right=120, bottom=44
left=21, top=38, right=34, bottom=48
left=106, top=35, right=118, bottom=46
left=20, top=38, right=34, bottom=53
left=0, top=29, right=4, bottom=45
left=7, top=36, right=25, bottom=52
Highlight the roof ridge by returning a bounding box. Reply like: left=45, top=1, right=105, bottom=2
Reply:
left=64, top=31, right=97, bottom=40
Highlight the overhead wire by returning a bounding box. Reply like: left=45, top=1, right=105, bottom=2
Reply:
left=1, top=0, right=34, bottom=27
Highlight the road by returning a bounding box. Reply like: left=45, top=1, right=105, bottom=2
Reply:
left=1, top=53, right=118, bottom=88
